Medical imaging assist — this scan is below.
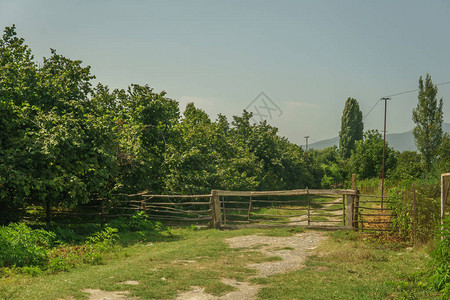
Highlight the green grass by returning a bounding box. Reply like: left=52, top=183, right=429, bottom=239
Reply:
left=0, top=227, right=293, bottom=299
left=0, top=227, right=437, bottom=299
left=254, top=231, right=437, bottom=299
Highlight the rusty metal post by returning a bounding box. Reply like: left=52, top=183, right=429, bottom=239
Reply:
left=381, top=97, right=390, bottom=209
left=352, top=173, right=356, bottom=190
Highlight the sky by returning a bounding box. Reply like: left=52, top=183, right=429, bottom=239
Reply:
left=1, top=0, right=450, bottom=146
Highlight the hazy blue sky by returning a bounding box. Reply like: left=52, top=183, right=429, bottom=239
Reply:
left=1, top=0, right=449, bottom=145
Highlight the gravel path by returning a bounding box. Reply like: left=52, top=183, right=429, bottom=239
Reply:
left=177, top=231, right=327, bottom=300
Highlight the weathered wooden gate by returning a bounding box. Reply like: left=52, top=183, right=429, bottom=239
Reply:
left=209, top=189, right=359, bottom=230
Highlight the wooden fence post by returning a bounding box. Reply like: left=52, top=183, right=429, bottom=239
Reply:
left=210, top=190, right=222, bottom=228
left=347, top=174, right=358, bottom=230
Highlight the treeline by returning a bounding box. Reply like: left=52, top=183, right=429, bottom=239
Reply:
left=0, top=26, right=321, bottom=223
left=1, top=25, right=448, bottom=224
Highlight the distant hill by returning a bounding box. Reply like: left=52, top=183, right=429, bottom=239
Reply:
left=309, top=123, right=450, bottom=152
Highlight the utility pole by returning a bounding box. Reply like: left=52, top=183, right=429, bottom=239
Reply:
left=304, top=136, right=309, bottom=161
left=380, top=97, right=390, bottom=208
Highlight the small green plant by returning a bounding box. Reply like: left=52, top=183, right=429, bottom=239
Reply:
left=109, top=211, right=167, bottom=232
left=21, top=265, right=42, bottom=276
left=84, top=251, right=104, bottom=265
left=86, top=227, right=119, bottom=252
left=48, top=257, right=72, bottom=273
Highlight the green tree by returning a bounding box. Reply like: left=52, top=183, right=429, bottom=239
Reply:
left=412, top=74, right=444, bottom=171
left=350, top=130, right=397, bottom=179
left=339, top=97, right=363, bottom=159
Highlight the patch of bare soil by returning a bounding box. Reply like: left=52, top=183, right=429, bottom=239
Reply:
left=176, top=231, right=327, bottom=300
left=82, top=289, right=138, bottom=300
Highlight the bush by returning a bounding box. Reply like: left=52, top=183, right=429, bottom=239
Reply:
left=0, top=223, right=55, bottom=267
left=429, top=218, right=450, bottom=296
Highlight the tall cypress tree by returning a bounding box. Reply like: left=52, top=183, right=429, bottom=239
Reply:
left=412, top=73, right=444, bottom=171
left=339, top=97, right=364, bottom=158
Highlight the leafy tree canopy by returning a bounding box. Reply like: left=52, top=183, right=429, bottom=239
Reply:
left=339, top=97, right=363, bottom=159
left=412, top=73, right=444, bottom=171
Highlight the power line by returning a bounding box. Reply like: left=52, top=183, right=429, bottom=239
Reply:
left=306, top=79, right=450, bottom=148
left=384, top=80, right=450, bottom=98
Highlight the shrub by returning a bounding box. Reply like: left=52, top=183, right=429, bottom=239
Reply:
left=429, top=218, right=450, bottom=296
left=0, top=223, right=55, bottom=267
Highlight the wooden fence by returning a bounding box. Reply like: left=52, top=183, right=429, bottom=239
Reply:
left=22, top=188, right=399, bottom=232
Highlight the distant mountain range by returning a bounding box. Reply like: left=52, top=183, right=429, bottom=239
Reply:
left=308, top=123, right=450, bottom=152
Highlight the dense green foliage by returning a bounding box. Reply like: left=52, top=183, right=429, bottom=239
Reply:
left=0, top=26, right=320, bottom=222
left=412, top=74, right=444, bottom=171
left=339, top=97, right=363, bottom=159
